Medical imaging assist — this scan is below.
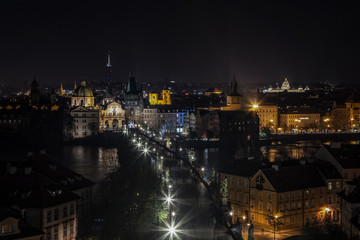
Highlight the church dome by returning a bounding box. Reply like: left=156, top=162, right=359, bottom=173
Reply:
left=73, top=81, right=94, bottom=97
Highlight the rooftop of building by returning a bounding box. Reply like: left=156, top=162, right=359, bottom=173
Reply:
left=338, top=180, right=360, bottom=203
left=280, top=105, right=320, bottom=114
left=23, top=154, right=94, bottom=191
left=73, top=81, right=94, bottom=97
left=262, top=165, right=326, bottom=193
left=324, top=144, right=360, bottom=169
left=0, top=169, right=80, bottom=208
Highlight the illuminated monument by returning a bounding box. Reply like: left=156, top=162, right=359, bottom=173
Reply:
left=266, top=78, right=310, bottom=93
left=149, top=79, right=171, bottom=105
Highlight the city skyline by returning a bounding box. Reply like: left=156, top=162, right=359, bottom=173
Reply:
left=1, top=1, right=359, bottom=87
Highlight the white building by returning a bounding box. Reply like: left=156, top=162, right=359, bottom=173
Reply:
left=70, top=106, right=99, bottom=138
left=265, top=78, right=310, bottom=93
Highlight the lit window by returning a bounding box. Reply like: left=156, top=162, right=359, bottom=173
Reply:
left=328, top=182, right=332, bottom=190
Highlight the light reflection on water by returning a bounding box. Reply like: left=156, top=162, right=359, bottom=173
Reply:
left=0, top=145, right=118, bottom=184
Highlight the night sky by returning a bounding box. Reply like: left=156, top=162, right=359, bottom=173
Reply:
left=0, top=0, right=359, bottom=87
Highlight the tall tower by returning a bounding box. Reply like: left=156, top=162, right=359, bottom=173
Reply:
left=105, top=50, right=112, bottom=86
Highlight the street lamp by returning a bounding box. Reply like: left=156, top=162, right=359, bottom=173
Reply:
left=267, top=213, right=283, bottom=240
left=229, top=210, right=233, bottom=225
left=166, top=196, right=172, bottom=204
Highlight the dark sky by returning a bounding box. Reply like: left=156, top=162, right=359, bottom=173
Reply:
left=0, top=0, right=359, bottom=87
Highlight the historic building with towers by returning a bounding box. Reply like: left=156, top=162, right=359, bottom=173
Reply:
left=221, top=77, right=242, bottom=111
left=70, top=81, right=99, bottom=138
left=265, top=78, right=310, bottom=93
left=149, top=79, right=171, bottom=105
left=124, top=73, right=143, bottom=127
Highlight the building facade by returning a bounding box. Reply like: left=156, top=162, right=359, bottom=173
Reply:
left=99, top=102, right=125, bottom=131
left=71, top=81, right=94, bottom=108
left=256, top=105, right=278, bottom=131
left=279, top=106, right=320, bottom=132
left=70, top=106, right=99, bottom=138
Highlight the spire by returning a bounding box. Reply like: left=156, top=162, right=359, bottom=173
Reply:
left=74, top=81, right=77, bottom=90
left=59, top=83, right=64, bottom=95
left=107, top=50, right=111, bottom=67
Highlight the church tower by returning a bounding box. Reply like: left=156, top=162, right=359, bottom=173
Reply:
left=105, top=50, right=112, bottom=86
left=30, top=75, right=41, bottom=105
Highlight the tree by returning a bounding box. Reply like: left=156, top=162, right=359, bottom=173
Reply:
left=86, top=141, right=168, bottom=240
left=301, top=216, right=348, bottom=240
left=220, top=177, right=228, bottom=198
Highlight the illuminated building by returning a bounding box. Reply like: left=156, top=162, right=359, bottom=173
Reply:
left=221, top=77, right=242, bottom=111
left=338, top=180, right=360, bottom=239
left=221, top=162, right=342, bottom=230
left=70, top=81, right=99, bottom=138
left=265, top=78, right=310, bottom=93
left=331, top=100, right=347, bottom=131
left=249, top=165, right=338, bottom=229
left=279, top=106, right=320, bottom=132
left=71, top=81, right=94, bottom=108
left=100, top=102, right=125, bottom=131
left=149, top=80, right=171, bottom=105
left=0, top=162, right=80, bottom=240
left=204, top=87, right=222, bottom=96
left=219, top=160, right=263, bottom=223
left=256, top=105, right=278, bottom=131
left=0, top=206, right=43, bottom=240
left=70, top=106, right=99, bottom=138
left=345, top=101, right=360, bottom=131
left=142, top=106, right=186, bottom=134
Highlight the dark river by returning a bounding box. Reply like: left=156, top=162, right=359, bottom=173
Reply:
left=1, top=140, right=343, bottom=184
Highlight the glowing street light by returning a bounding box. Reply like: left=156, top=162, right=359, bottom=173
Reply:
left=252, top=104, right=259, bottom=109
left=201, top=167, right=205, bottom=172
left=166, top=196, right=172, bottom=204
left=229, top=211, right=233, bottom=216
left=171, top=211, right=176, bottom=217
left=168, top=225, right=176, bottom=235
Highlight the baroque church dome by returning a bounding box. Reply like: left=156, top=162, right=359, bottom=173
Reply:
left=73, top=81, right=94, bottom=97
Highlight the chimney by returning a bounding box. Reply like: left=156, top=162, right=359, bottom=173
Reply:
left=272, top=164, right=279, bottom=171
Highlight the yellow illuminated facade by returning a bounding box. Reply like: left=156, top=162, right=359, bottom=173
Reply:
left=280, top=107, right=320, bottom=132
left=346, top=101, right=360, bottom=130
left=149, top=89, right=171, bottom=105
left=256, top=105, right=278, bottom=131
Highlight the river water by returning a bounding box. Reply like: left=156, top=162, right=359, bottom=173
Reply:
left=0, top=140, right=331, bottom=184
